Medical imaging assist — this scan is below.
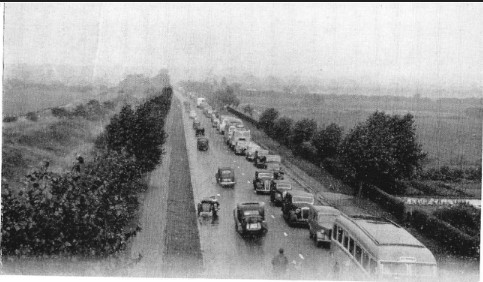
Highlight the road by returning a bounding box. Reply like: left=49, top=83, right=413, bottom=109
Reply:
left=178, top=92, right=337, bottom=280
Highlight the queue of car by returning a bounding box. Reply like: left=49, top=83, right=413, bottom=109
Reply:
left=188, top=96, right=438, bottom=280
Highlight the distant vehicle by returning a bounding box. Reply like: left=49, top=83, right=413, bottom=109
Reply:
left=252, top=170, right=275, bottom=194
left=257, top=154, right=284, bottom=179
left=220, top=117, right=243, bottom=135
left=229, top=129, right=251, bottom=149
left=215, top=167, right=236, bottom=188
left=270, top=179, right=292, bottom=205
left=234, top=140, right=249, bottom=155
left=212, top=118, right=220, bottom=128
left=195, top=127, right=205, bottom=137
left=307, top=205, right=340, bottom=248
left=245, top=142, right=261, bottom=161
left=189, top=110, right=197, bottom=119
left=197, top=97, right=206, bottom=108
left=254, top=149, right=270, bottom=168
left=193, top=120, right=201, bottom=129
left=331, top=214, right=438, bottom=280
left=197, top=137, right=209, bottom=151
left=281, top=190, right=315, bottom=227
left=224, top=125, right=237, bottom=144
left=197, top=196, right=220, bottom=217
left=233, top=202, right=268, bottom=236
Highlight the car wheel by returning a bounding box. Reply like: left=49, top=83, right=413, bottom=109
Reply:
left=309, top=231, right=313, bottom=239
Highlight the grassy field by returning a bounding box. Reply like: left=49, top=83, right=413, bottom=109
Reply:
left=238, top=91, right=482, bottom=169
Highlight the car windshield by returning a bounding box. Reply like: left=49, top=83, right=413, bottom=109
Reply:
left=243, top=210, right=260, bottom=216
left=317, top=213, right=338, bottom=225
left=221, top=170, right=232, bottom=175
left=266, top=156, right=281, bottom=162
left=258, top=173, right=273, bottom=178
left=293, top=196, right=314, bottom=204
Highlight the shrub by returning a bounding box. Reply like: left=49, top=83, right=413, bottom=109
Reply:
left=271, top=116, right=294, bottom=146
left=51, top=107, right=70, bottom=118
left=3, top=116, right=18, bottom=122
left=259, top=108, right=279, bottom=133
left=291, top=118, right=317, bottom=146
left=410, top=209, right=479, bottom=257
left=294, top=141, right=318, bottom=163
left=433, top=204, right=480, bottom=237
left=311, top=123, right=343, bottom=161
left=26, top=112, right=39, bottom=121
left=361, top=183, right=406, bottom=221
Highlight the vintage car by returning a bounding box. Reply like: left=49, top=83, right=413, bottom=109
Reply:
left=245, top=142, right=261, bottom=161
left=233, top=202, right=268, bottom=236
left=252, top=170, right=275, bottom=194
left=254, top=149, right=270, bottom=168
left=197, top=137, right=209, bottom=151
left=234, top=140, right=249, bottom=155
left=229, top=129, right=251, bottom=149
left=224, top=125, right=237, bottom=144
left=215, top=167, right=236, bottom=187
left=197, top=196, right=220, bottom=217
left=270, top=179, right=292, bottom=205
left=308, top=205, right=340, bottom=248
left=195, top=127, right=205, bottom=137
left=193, top=119, right=201, bottom=129
left=281, top=190, right=315, bottom=227
left=258, top=155, right=284, bottom=179
left=189, top=110, right=197, bottom=119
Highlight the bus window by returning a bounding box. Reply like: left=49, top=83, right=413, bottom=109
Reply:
left=355, top=244, right=363, bottom=264
left=343, top=235, right=349, bottom=249
left=337, top=228, right=343, bottom=243
left=370, top=259, right=377, bottom=274
left=349, top=237, right=355, bottom=255
left=333, top=225, right=338, bottom=240
left=363, top=252, right=370, bottom=270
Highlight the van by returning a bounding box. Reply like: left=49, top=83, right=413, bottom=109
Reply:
left=307, top=205, right=340, bottom=248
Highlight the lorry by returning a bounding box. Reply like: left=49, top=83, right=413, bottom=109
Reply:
left=229, top=129, right=251, bottom=150
left=196, top=97, right=206, bottom=108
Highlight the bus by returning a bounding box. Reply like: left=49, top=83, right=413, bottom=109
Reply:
left=331, top=214, right=437, bottom=280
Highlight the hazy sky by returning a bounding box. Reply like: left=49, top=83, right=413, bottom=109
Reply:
left=4, top=3, right=483, bottom=87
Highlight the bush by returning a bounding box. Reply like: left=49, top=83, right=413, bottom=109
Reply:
left=258, top=108, right=279, bottom=133
left=433, top=204, right=480, bottom=237
left=410, top=209, right=479, bottom=257
left=294, top=141, right=318, bottom=163
left=25, top=112, right=39, bottom=121
left=51, top=107, right=70, bottom=118
left=271, top=116, right=294, bottom=146
left=291, top=118, right=317, bottom=146
left=311, top=123, right=343, bottom=161
left=420, top=166, right=482, bottom=182
left=3, top=116, right=18, bottom=122
left=361, top=183, right=406, bottom=221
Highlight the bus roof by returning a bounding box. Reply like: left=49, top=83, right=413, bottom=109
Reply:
left=351, top=215, right=424, bottom=247
left=335, top=214, right=437, bottom=264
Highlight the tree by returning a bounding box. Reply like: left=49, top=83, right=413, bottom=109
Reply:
left=291, top=118, right=317, bottom=146
left=243, top=104, right=254, bottom=116
left=271, top=116, right=294, bottom=146
left=258, top=108, right=279, bottom=134
left=312, top=123, right=343, bottom=161
left=213, top=86, right=240, bottom=108
left=339, top=111, right=426, bottom=195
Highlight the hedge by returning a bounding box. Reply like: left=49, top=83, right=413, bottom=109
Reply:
left=227, top=106, right=259, bottom=126
left=361, top=183, right=406, bottom=221
left=410, top=209, right=479, bottom=257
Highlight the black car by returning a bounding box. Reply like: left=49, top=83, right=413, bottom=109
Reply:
left=233, top=202, right=268, bottom=236
left=270, top=179, right=292, bottom=205
left=252, top=170, right=274, bottom=194
left=197, top=137, right=209, bottom=151
left=215, top=167, right=236, bottom=188
left=281, top=191, right=315, bottom=227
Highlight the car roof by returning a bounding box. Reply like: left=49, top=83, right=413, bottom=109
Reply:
left=287, top=190, right=314, bottom=197
left=274, top=179, right=291, bottom=185
left=257, top=170, right=274, bottom=174
left=237, top=202, right=263, bottom=210
left=197, top=137, right=208, bottom=141
left=219, top=167, right=233, bottom=171
left=311, top=205, right=340, bottom=214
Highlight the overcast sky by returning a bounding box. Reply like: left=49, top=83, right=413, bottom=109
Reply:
left=4, top=3, right=483, bottom=87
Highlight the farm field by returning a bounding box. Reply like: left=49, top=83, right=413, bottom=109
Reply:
left=238, top=91, right=482, bottom=169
